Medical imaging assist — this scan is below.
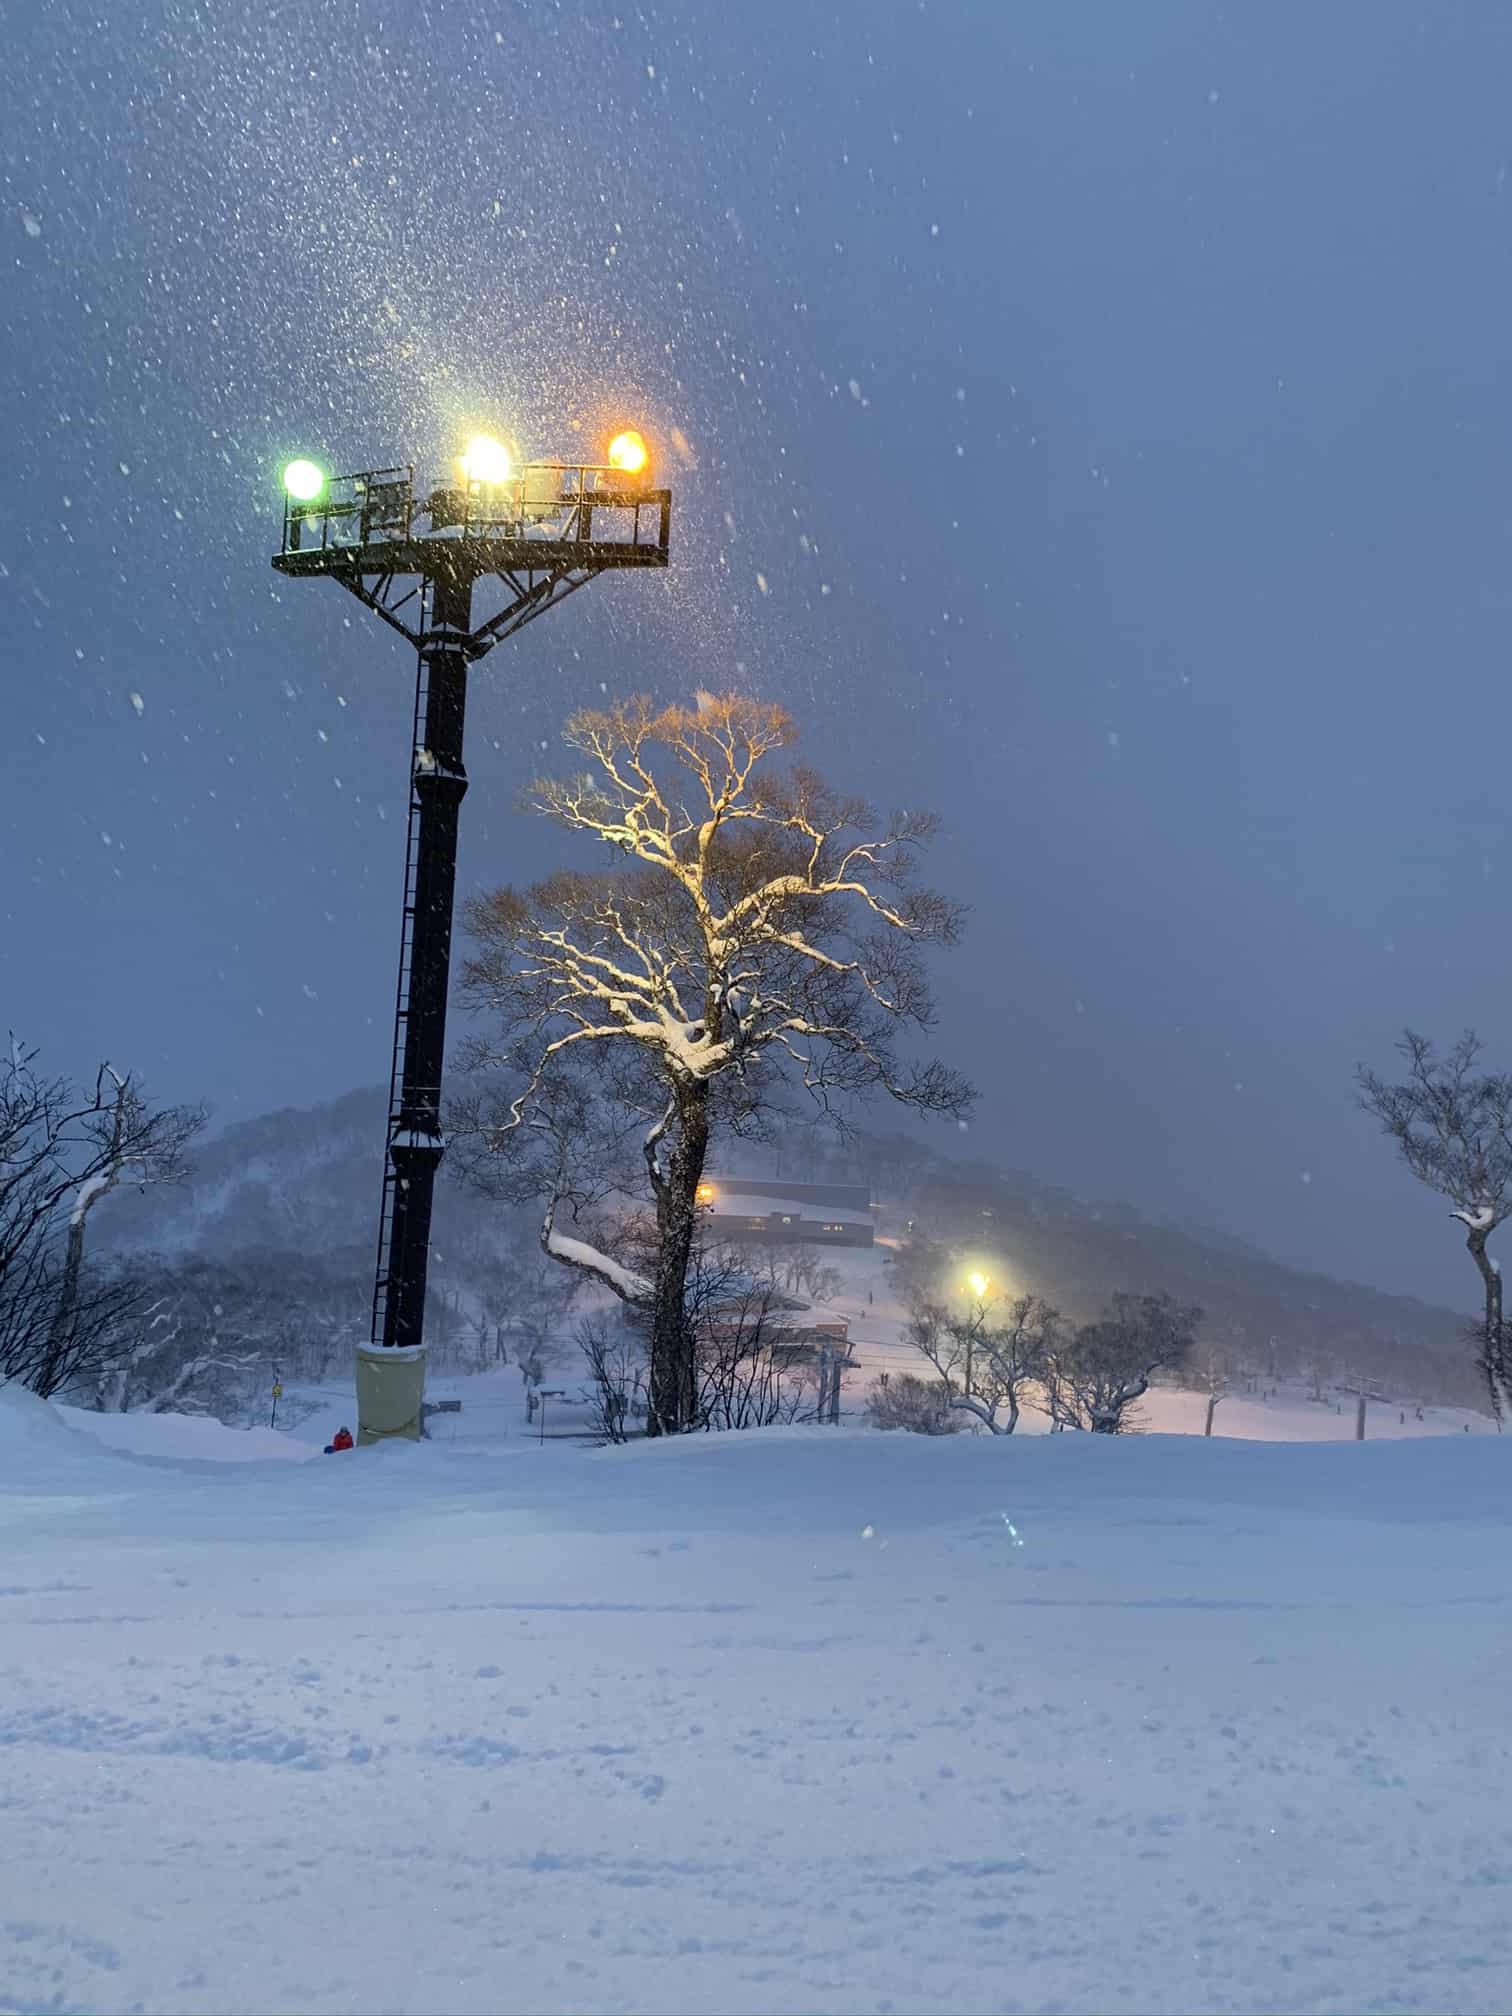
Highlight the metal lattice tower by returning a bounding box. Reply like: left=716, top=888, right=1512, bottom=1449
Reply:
left=272, top=453, right=671, bottom=1353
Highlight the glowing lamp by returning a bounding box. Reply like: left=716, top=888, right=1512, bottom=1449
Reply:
left=968, top=1271, right=989, bottom=1300
left=696, top=1181, right=716, bottom=1204
left=607, top=429, right=650, bottom=477
left=282, top=458, right=327, bottom=503
left=461, top=434, right=513, bottom=485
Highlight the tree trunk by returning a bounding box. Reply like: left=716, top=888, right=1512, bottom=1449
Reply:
left=646, top=1080, right=709, bottom=1436
left=1204, top=1392, right=1217, bottom=1437
left=35, top=1215, right=88, bottom=1398
left=1466, top=1228, right=1512, bottom=1424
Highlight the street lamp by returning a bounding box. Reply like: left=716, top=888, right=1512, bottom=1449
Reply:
left=272, top=431, right=672, bottom=1445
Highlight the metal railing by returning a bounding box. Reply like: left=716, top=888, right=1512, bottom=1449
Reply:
left=281, top=461, right=668, bottom=558
left=282, top=465, right=414, bottom=556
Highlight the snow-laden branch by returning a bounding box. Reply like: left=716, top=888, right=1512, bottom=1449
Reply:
left=1451, top=1204, right=1498, bottom=1234
left=539, top=1194, right=652, bottom=1306
left=69, top=1171, right=115, bottom=1227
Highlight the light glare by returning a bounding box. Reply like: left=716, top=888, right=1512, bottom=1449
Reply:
left=282, top=458, right=326, bottom=503
left=461, top=434, right=513, bottom=485
left=608, top=429, right=649, bottom=475
left=968, top=1271, right=990, bottom=1299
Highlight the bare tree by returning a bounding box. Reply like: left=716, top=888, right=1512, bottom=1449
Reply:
left=1196, top=1354, right=1229, bottom=1437
left=101, top=1294, right=261, bottom=1418
left=884, top=1229, right=950, bottom=1309
left=864, top=1372, right=963, bottom=1434
left=85, top=1253, right=359, bottom=1420
left=907, top=1290, right=1060, bottom=1434
left=458, top=694, right=972, bottom=1435
left=1041, top=1292, right=1200, bottom=1434
left=0, top=1239, right=144, bottom=1402
left=1357, top=1030, right=1512, bottom=1420
left=0, top=1041, right=203, bottom=1397
left=768, top=1241, right=844, bottom=1303
left=576, top=1312, right=646, bottom=1443
left=685, top=1243, right=815, bottom=1431
left=854, top=1130, right=933, bottom=1216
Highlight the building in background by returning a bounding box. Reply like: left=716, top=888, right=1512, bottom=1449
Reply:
left=695, top=1177, right=874, bottom=1249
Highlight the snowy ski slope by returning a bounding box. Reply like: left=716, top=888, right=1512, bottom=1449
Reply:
left=3, top=1379, right=1511, bottom=2014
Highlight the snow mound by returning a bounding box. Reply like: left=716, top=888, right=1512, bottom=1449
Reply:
left=0, top=1380, right=317, bottom=1505
left=0, top=1376, right=78, bottom=1447
left=0, top=1376, right=144, bottom=1502
left=58, top=1404, right=318, bottom=1465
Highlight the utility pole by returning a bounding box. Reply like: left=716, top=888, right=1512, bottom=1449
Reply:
left=273, top=435, right=670, bottom=1444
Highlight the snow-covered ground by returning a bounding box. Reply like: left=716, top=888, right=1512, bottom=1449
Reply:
left=4, top=1379, right=1512, bottom=2015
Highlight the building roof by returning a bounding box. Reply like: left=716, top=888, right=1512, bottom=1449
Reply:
left=703, top=1188, right=872, bottom=1224
left=699, top=1175, right=871, bottom=1212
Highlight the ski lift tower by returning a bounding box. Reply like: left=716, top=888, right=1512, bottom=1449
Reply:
left=272, top=432, right=670, bottom=1444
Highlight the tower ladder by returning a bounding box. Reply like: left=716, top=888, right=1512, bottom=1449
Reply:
left=370, top=575, right=434, bottom=1345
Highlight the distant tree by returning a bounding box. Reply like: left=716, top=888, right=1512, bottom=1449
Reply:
left=0, top=1040, right=203, bottom=1398
left=906, top=1290, right=1061, bottom=1434
left=94, top=1288, right=262, bottom=1419
left=683, top=1241, right=816, bottom=1431
left=768, top=1241, right=843, bottom=1303
left=1041, top=1292, right=1200, bottom=1434
left=1196, top=1354, right=1229, bottom=1437
left=457, top=694, right=971, bottom=1436
left=449, top=1085, right=612, bottom=1390
left=864, top=1371, right=963, bottom=1435
left=485, top=1246, right=582, bottom=1377
left=576, top=1312, right=645, bottom=1443
left=1357, top=1030, right=1512, bottom=1421
left=88, top=1251, right=366, bottom=1419
left=883, top=1230, right=951, bottom=1309
left=853, top=1130, right=935, bottom=1214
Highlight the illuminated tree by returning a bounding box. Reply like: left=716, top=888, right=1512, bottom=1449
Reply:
left=459, top=693, right=971, bottom=1435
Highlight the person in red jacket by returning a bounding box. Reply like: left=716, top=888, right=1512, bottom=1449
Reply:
left=324, top=1425, right=354, bottom=1454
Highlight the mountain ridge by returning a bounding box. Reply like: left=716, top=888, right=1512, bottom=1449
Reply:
left=97, top=1087, right=1489, bottom=1412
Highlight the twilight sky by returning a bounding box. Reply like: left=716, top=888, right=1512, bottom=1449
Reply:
left=4, top=0, right=1512, bottom=1310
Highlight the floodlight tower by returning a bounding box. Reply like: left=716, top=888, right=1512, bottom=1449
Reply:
left=273, top=431, right=670, bottom=1443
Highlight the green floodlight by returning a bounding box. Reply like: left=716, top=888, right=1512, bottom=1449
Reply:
left=282, top=458, right=327, bottom=504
